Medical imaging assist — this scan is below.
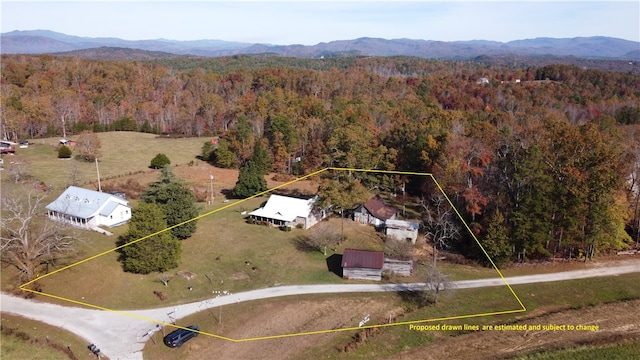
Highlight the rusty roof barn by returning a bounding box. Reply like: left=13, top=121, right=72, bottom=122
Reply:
left=341, top=248, right=385, bottom=281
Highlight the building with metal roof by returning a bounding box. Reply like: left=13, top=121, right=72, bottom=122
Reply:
left=353, top=195, right=399, bottom=227
left=341, top=248, right=385, bottom=281
left=248, top=194, right=328, bottom=230
left=46, top=186, right=131, bottom=231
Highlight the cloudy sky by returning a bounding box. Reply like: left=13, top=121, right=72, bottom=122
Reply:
left=2, top=1, right=639, bottom=45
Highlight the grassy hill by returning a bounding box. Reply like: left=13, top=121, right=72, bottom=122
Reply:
left=2, top=132, right=206, bottom=191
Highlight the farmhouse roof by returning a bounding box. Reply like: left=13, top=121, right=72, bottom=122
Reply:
left=363, top=195, right=398, bottom=221
left=341, top=249, right=384, bottom=269
left=385, top=219, right=419, bottom=230
left=249, top=194, right=317, bottom=222
left=46, top=186, right=130, bottom=219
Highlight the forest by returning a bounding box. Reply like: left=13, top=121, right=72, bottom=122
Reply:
left=1, top=53, right=639, bottom=264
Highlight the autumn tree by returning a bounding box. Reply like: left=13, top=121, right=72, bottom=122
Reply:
left=317, top=175, right=370, bottom=242
left=266, top=114, right=298, bottom=172
left=75, top=130, right=102, bottom=161
left=119, top=202, right=182, bottom=274
left=1, top=186, right=76, bottom=282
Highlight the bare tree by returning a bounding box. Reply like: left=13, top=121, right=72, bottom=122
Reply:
left=422, top=265, right=453, bottom=306
left=8, top=160, right=28, bottom=184
left=383, top=236, right=415, bottom=260
left=75, top=130, right=102, bottom=161
left=422, top=194, right=461, bottom=267
left=53, top=91, right=79, bottom=139
left=296, top=220, right=341, bottom=255
left=1, top=186, right=76, bottom=282
left=68, top=160, right=84, bottom=186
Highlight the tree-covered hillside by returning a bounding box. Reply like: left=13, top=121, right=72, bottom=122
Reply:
left=1, top=54, right=639, bottom=263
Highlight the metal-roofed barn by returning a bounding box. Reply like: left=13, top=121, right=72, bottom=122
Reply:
left=353, top=195, right=399, bottom=228
left=341, top=248, right=385, bottom=281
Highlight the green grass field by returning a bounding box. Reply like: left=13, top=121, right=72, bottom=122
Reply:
left=6, top=194, right=387, bottom=310
left=3, top=132, right=206, bottom=190
left=0, top=314, right=93, bottom=360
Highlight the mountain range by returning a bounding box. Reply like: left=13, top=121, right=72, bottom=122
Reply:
left=2, top=30, right=639, bottom=60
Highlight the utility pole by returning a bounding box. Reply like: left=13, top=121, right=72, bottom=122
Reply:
left=95, top=158, right=102, bottom=192
left=209, top=172, right=214, bottom=204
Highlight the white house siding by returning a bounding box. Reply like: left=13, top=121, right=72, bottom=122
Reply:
left=385, top=227, right=418, bottom=243
left=98, top=203, right=132, bottom=227
left=385, top=220, right=419, bottom=243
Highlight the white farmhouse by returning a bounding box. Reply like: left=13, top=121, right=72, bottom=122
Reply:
left=248, top=194, right=328, bottom=230
left=46, top=186, right=131, bottom=230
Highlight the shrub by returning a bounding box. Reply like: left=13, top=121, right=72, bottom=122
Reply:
left=149, top=153, right=170, bottom=169
left=57, top=145, right=72, bottom=158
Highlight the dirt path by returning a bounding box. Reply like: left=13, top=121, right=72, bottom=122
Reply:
left=386, top=299, right=640, bottom=360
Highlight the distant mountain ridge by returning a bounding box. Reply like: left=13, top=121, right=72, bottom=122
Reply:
left=2, top=30, right=639, bottom=60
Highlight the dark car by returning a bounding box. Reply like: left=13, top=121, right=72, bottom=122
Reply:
left=163, top=325, right=199, bottom=348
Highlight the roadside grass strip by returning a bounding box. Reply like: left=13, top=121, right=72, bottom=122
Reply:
left=19, top=168, right=526, bottom=342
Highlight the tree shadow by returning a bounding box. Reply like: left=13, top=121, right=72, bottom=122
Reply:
left=393, top=283, right=431, bottom=308
left=292, top=235, right=315, bottom=252
left=326, top=254, right=343, bottom=278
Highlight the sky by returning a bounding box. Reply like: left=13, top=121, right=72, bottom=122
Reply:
left=1, top=1, right=639, bottom=45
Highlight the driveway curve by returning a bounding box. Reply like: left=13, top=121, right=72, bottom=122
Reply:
left=1, top=262, right=639, bottom=360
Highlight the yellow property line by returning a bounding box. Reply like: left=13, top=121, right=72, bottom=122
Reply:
left=20, top=167, right=526, bottom=342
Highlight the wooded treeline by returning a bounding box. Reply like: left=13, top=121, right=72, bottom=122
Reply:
left=2, top=54, right=639, bottom=262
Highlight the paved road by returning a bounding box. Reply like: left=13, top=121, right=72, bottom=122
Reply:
left=1, top=262, right=639, bottom=360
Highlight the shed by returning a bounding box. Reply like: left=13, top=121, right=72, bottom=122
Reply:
left=46, top=186, right=131, bottom=230
left=353, top=195, right=399, bottom=228
left=385, top=219, right=419, bottom=244
left=382, top=258, right=415, bottom=276
left=341, top=249, right=385, bottom=281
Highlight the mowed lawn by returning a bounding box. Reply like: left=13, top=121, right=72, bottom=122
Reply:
left=20, top=193, right=385, bottom=310
left=6, top=132, right=207, bottom=190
